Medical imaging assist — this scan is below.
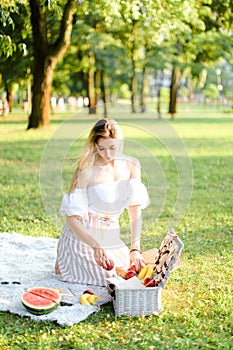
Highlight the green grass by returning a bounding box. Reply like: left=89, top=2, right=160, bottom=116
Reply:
left=0, top=104, right=232, bottom=349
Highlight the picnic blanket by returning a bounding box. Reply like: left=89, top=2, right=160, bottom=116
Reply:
left=0, top=232, right=111, bottom=326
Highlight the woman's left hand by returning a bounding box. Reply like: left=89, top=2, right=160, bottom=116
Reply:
left=129, top=250, right=146, bottom=273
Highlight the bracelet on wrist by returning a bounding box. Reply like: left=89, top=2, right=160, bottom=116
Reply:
left=129, top=248, right=141, bottom=254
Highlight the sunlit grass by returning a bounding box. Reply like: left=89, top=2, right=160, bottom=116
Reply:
left=0, top=105, right=232, bottom=349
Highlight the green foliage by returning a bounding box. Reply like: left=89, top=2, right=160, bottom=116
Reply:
left=0, top=107, right=232, bottom=349
left=1, top=0, right=233, bottom=124
left=0, top=2, right=29, bottom=58
left=118, top=83, right=131, bottom=99
left=203, top=83, right=219, bottom=99
left=0, top=35, right=16, bottom=57
left=0, top=2, right=32, bottom=95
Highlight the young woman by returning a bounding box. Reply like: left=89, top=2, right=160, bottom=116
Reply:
left=55, top=118, right=150, bottom=286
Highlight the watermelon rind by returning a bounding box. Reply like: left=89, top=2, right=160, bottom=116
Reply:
left=22, top=302, right=59, bottom=315
left=21, top=287, right=62, bottom=316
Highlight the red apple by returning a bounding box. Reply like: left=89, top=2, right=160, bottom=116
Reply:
left=147, top=279, right=157, bottom=287
left=143, top=277, right=151, bottom=286
left=144, top=278, right=157, bottom=287
left=128, top=264, right=138, bottom=273
left=125, top=270, right=137, bottom=280
left=83, top=290, right=94, bottom=295
left=105, top=259, right=115, bottom=271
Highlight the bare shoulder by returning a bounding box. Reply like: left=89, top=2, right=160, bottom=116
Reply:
left=122, top=154, right=141, bottom=178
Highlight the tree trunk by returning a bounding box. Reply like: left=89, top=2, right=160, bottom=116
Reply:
left=81, top=72, right=88, bottom=99
left=6, top=85, right=13, bottom=113
left=157, top=85, right=161, bottom=118
left=102, top=70, right=109, bottom=118
left=88, top=51, right=96, bottom=114
left=95, top=69, right=101, bottom=107
left=131, top=69, right=137, bottom=113
left=28, top=57, right=55, bottom=128
left=169, top=66, right=180, bottom=118
left=27, top=0, right=76, bottom=129
left=157, top=70, right=164, bottom=118
left=130, top=43, right=137, bottom=113
left=187, top=76, right=193, bottom=103
left=140, top=66, right=147, bottom=113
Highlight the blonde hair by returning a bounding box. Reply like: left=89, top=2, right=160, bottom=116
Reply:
left=69, top=118, right=123, bottom=192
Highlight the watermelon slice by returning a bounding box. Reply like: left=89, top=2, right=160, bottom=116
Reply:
left=21, top=287, right=62, bottom=315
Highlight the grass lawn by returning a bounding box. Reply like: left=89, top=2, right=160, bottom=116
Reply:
left=0, top=104, right=232, bottom=349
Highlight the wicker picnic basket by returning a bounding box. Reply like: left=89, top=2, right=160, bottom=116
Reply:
left=109, top=229, right=184, bottom=316
left=112, top=284, right=162, bottom=316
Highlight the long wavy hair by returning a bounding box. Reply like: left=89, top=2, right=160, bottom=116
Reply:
left=69, top=118, right=123, bottom=192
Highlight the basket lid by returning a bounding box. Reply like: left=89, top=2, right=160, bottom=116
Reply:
left=152, top=229, right=184, bottom=288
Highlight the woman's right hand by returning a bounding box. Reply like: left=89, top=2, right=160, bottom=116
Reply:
left=65, top=217, right=114, bottom=270
left=93, top=246, right=114, bottom=270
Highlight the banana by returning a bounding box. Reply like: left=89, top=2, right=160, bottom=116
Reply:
left=137, top=265, right=149, bottom=280
left=87, top=294, right=99, bottom=305
left=144, top=265, right=154, bottom=279
left=79, top=293, right=99, bottom=306
left=80, top=293, right=91, bottom=305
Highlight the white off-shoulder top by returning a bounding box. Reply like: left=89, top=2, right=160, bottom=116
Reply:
left=60, top=178, right=150, bottom=218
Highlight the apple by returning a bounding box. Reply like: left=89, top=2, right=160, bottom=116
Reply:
left=143, top=277, right=151, bottom=286
left=128, top=264, right=138, bottom=273
left=125, top=270, right=137, bottom=280
left=99, top=258, right=115, bottom=271
left=105, top=258, right=115, bottom=271
left=144, top=278, right=157, bottom=287
left=147, top=279, right=157, bottom=287
left=83, top=290, right=95, bottom=295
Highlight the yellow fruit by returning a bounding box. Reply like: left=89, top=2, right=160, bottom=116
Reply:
left=87, top=295, right=99, bottom=305
left=79, top=293, right=100, bottom=306
left=144, top=265, right=154, bottom=279
left=79, top=293, right=91, bottom=305
left=137, top=265, right=149, bottom=280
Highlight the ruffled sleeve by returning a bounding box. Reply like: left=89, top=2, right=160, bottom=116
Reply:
left=127, top=178, right=150, bottom=209
left=60, top=188, right=88, bottom=218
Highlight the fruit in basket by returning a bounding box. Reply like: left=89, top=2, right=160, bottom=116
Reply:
left=125, top=270, right=137, bottom=280
left=137, top=265, right=149, bottom=280
left=143, top=278, right=157, bottom=287
left=144, top=265, right=154, bottom=279
left=128, top=264, right=138, bottom=273
left=21, top=287, right=61, bottom=315
left=116, top=267, right=127, bottom=279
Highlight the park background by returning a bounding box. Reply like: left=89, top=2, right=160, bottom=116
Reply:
left=0, top=1, right=233, bottom=349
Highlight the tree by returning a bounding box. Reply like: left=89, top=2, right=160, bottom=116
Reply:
left=152, top=0, right=232, bottom=117
left=64, top=0, right=130, bottom=115
left=117, top=1, right=151, bottom=113
left=1, top=0, right=232, bottom=123
left=0, top=3, right=31, bottom=112
left=27, top=0, right=76, bottom=129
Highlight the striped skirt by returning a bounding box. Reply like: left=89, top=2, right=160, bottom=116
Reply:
left=56, top=215, right=130, bottom=286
